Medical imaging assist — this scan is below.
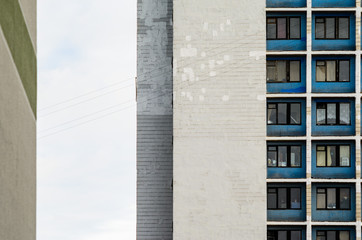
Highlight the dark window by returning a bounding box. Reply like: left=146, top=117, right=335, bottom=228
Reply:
left=267, top=60, right=301, bottom=83
left=316, top=145, right=350, bottom=167
left=267, top=17, right=301, bottom=40
left=315, top=17, right=350, bottom=40
left=316, top=187, right=350, bottom=210
left=317, top=230, right=350, bottom=240
left=267, top=145, right=302, bottom=167
left=316, top=60, right=350, bottom=82
left=267, top=230, right=302, bottom=240
left=316, top=102, right=350, bottom=125
left=268, top=103, right=301, bottom=125
left=267, top=187, right=301, bottom=210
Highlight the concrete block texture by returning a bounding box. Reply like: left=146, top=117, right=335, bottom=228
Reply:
left=173, top=0, right=267, bottom=239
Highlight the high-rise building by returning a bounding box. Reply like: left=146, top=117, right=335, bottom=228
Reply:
left=137, top=0, right=361, bottom=239
left=0, top=1, right=37, bottom=239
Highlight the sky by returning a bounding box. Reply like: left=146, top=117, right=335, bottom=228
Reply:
left=37, top=0, right=136, bottom=239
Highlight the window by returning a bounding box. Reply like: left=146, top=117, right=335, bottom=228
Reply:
left=315, top=17, right=349, bottom=39
left=267, top=60, right=301, bottom=82
left=268, top=103, right=301, bottom=125
left=316, top=187, right=350, bottom=210
left=316, top=60, right=350, bottom=82
left=316, top=145, right=350, bottom=167
left=267, top=17, right=301, bottom=40
left=268, top=145, right=302, bottom=167
left=268, top=187, right=301, bottom=209
left=268, top=230, right=302, bottom=240
left=316, top=102, right=350, bottom=125
left=317, top=230, right=350, bottom=240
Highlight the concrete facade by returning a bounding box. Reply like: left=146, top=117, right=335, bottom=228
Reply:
left=0, top=1, right=36, bottom=239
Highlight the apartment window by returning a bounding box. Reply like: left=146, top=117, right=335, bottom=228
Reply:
left=268, top=187, right=301, bottom=209
left=317, top=230, right=350, bottom=240
left=268, top=230, right=302, bottom=240
left=316, top=145, right=350, bottom=167
left=267, top=60, right=301, bottom=82
left=268, top=145, right=302, bottom=167
left=316, top=60, right=350, bottom=82
left=268, top=103, right=301, bottom=125
left=267, top=17, right=301, bottom=40
left=316, top=187, right=350, bottom=210
left=315, top=17, right=349, bottom=39
left=316, top=102, right=350, bottom=125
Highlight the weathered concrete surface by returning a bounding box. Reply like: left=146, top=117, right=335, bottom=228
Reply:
left=18, top=0, right=37, bottom=52
left=173, top=0, right=267, bottom=239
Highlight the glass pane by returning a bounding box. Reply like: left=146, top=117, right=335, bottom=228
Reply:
left=268, top=105, right=277, bottom=124
left=277, top=18, right=287, bottom=39
left=267, top=230, right=276, bottom=240
left=317, top=109, right=326, bottom=125
left=327, top=103, right=336, bottom=125
left=317, top=149, right=326, bottom=167
left=291, top=231, right=301, bottom=240
left=340, top=188, right=350, bottom=209
left=316, top=22, right=325, bottom=38
left=327, top=146, right=337, bottom=167
left=338, top=18, right=349, bottom=39
left=277, top=61, right=287, bottom=82
left=317, top=236, right=326, bottom=240
left=290, top=18, right=301, bottom=39
left=267, top=19, right=277, bottom=39
left=268, top=150, right=277, bottom=167
left=326, top=18, right=335, bottom=39
left=340, top=145, right=350, bottom=167
left=290, top=103, right=301, bottom=125
left=327, top=188, right=336, bottom=209
left=278, top=103, right=287, bottom=124
left=278, top=231, right=287, bottom=240
left=267, top=192, right=277, bottom=209
left=290, top=188, right=301, bottom=209
left=290, top=146, right=301, bottom=167
left=278, top=188, right=287, bottom=209
left=327, top=231, right=336, bottom=240
left=339, top=103, right=350, bottom=125
left=290, top=61, right=300, bottom=82
left=316, top=64, right=326, bottom=82
left=317, top=191, right=326, bottom=209
left=339, top=231, right=350, bottom=240
left=278, top=146, right=287, bottom=167
left=326, top=61, right=336, bottom=82
left=339, top=60, right=350, bottom=82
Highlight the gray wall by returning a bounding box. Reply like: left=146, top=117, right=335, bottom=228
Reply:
left=137, top=0, right=173, bottom=239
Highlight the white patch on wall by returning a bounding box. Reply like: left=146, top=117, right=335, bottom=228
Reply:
left=199, top=95, right=205, bottom=101
left=217, top=60, right=224, bottom=65
left=213, top=30, right=218, bottom=37
left=200, top=64, right=205, bottom=70
left=201, top=52, right=206, bottom=57
left=180, top=45, right=197, bottom=57
left=257, top=95, right=265, bottom=101
left=224, top=55, right=230, bottom=61
left=226, top=19, right=231, bottom=25
left=186, top=36, right=192, bottom=41
left=209, top=60, right=215, bottom=69
left=203, top=22, right=208, bottom=31
left=222, top=95, right=229, bottom=101
left=249, top=51, right=265, bottom=60
left=201, top=88, right=206, bottom=94
left=209, top=71, right=216, bottom=77
left=182, top=68, right=195, bottom=82
left=220, top=23, right=225, bottom=31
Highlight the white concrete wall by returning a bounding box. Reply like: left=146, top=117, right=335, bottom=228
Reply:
left=173, top=0, right=267, bottom=239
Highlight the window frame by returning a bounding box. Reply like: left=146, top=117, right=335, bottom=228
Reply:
left=267, top=16, right=302, bottom=40
left=316, top=230, right=350, bottom=240
left=315, top=59, right=350, bottom=82
left=267, top=145, right=302, bottom=168
left=267, top=102, right=302, bottom=125
left=316, top=187, right=351, bottom=210
left=316, top=144, right=351, bottom=167
left=267, top=187, right=302, bottom=210
left=315, top=16, right=350, bottom=40
left=267, top=230, right=303, bottom=240
left=267, top=60, right=302, bottom=83
left=316, top=102, right=351, bottom=126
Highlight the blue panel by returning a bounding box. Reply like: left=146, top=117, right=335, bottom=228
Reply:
left=312, top=55, right=355, bottom=93
left=312, top=226, right=356, bottom=240
left=311, top=141, right=355, bottom=179
left=267, top=12, right=307, bottom=51
left=312, top=183, right=356, bottom=222
left=312, top=0, right=356, bottom=8
left=312, top=12, right=356, bottom=51
left=267, top=56, right=306, bottom=93
left=311, top=98, right=355, bottom=136
left=268, top=183, right=306, bottom=221
left=268, top=226, right=306, bottom=240
left=267, top=141, right=306, bottom=179
left=267, top=0, right=306, bottom=8
left=267, top=98, right=306, bottom=136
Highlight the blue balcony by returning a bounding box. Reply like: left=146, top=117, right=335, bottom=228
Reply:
left=312, top=55, right=355, bottom=93
left=312, top=0, right=356, bottom=8
left=312, top=12, right=356, bottom=51
left=267, top=55, right=306, bottom=94
left=267, top=98, right=306, bottom=136
left=312, top=226, right=356, bottom=240
left=312, top=183, right=355, bottom=222
left=311, top=141, right=355, bottom=179
left=267, top=0, right=306, bottom=8
left=267, top=141, right=306, bottom=179
left=267, top=12, right=307, bottom=51
left=312, top=98, right=355, bottom=136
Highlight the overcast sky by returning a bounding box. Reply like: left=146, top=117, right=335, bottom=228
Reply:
left=37, top=0, right=136, bottom=239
